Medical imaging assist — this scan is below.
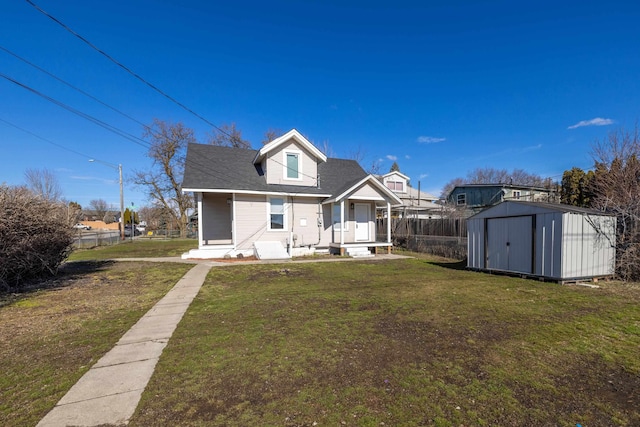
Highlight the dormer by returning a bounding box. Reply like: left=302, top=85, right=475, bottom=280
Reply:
left=253, top=129, right=327, bottom=186
left=382, top=171, right=409, bottom=194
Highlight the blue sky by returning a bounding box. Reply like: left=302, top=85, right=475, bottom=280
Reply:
left=1, top=0, right=638, bottom=209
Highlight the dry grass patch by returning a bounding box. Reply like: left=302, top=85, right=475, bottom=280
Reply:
left=133, top=258, right=640, bottom=426
left=68, top=238, right=198, bottom=261
left=0, top=261, right=193, bottom=427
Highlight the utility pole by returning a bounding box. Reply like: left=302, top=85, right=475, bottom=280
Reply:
left=118, top=164, right=124, bottom=240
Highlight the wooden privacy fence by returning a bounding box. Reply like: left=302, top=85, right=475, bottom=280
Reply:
left=376, top=218, right=468, bottom=259
left=376, top=218, right=467, bottom=238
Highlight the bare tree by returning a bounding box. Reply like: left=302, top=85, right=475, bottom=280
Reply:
left=590, top=126, right=640, bottom=280
left=318, top=140, right=336, bottom=158
left=366, top=158, right=383, bottom=175
left=138, top=205, right=165, bottom=231
left=440, top=177, right=466, bottom=199
left=65, top=200, right=83, bottom=225
left=89, top=198, right=108, bottom=221
left=346, top=145, right=366, bottom=165
left=135, top=119, right=195, bottom=238
left=261, top=128, right=283, bottom=145
left=208, top=122, right=251, bottom=149
left=24, top=168, right=62, bottom=202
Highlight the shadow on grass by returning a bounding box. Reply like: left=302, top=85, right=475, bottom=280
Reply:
left=425, top=259, right=468, bottom=271
left=1, top=260, right=116, bottom=304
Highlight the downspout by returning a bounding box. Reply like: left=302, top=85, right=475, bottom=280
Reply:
left=387, top=201, right=391, bottom=243
left=313, top=201, right=322, bottom=245
left=289, top=196, right=295, bottom=255
left=340, top=199, right=345, bottom=245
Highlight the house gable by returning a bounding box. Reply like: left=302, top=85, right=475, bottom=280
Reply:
left=382, top=171, right=409, bottom=193
left=324, top=175, right=402, bottom=207
left=253, top=129, right=327, bottom=187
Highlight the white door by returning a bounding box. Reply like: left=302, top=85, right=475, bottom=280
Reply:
left=487, top=216, right=532, bottom=274
left=354, top=203, right=370, bottom=241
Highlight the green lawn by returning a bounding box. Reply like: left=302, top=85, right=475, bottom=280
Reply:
left=131, top=258, right=640, bottom=426
left=0, top=261, right=193, bottom=427
left=68, top=238, right=198, bottom=260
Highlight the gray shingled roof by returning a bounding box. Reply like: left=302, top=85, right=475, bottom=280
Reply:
left=181, top=143, right=368, bottom=196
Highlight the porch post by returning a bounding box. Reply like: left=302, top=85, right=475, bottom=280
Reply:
left=340, top=200, right=345, bottom=245
left=231, top=194, right=236, bottom=247
left=386, top=201, right=391, bottom=243
left=197, top=192, right=204, bottom=249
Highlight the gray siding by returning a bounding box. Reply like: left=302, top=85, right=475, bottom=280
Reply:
left=265, top=140, right=319, bottom=187
left=201, top=193, right=232, bottom=243
left=234, top=194, right=335, bottom=250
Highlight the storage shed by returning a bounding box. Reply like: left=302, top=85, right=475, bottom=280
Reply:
left=467, top=201, right=616, bottom=281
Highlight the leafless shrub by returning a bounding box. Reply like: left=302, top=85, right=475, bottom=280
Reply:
left=590, top=126, right=640, bottom=281
left=0, top=185, right=73, bottom=291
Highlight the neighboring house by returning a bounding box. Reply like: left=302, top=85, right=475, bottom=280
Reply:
left=181, top=129, right=402, bottom=259
left=448, top=183, right=556, bottom=216
left=467, top=201, right=616, bottom=281
left=82, top=209, right=119, bottom=223
left=378, top=171, right=442, bottom=218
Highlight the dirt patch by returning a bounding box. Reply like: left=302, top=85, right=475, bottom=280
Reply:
left=508, top=354, right=640, bottom=425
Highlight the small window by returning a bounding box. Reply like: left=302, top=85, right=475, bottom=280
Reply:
left=513, top=191, right=521, bottom=200
left=269, top=197, right=285, bottom=230
left=457, top=193, right=466, bottom=205
left=386, top=181, right=404, bottom=192
left=286, top=153, right=299, bottom=179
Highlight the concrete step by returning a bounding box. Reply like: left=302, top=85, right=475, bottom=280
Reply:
left=345, top=247, right=373, bottom=258
left=253, top=241, right=291, bottom=260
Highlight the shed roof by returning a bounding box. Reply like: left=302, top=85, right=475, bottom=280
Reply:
left=469, top=201, right=613, bottom=220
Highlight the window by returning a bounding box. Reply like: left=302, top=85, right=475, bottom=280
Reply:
left=283, top=151, right=301, bottom=180
left=332, top=204, right=348, bottom=231
left=386, top=180, right=404, bottom=192
left=457, top=193, right=466, bottom=205
left=513, top=191, right=521, bottom=200
left=269, top=197, right=285, bottom=230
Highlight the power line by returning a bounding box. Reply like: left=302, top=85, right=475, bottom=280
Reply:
left=25, top=0, right=233, bottom=139
left=0, top=45, right=151, bottom=132
left=0, top=118, right=96, bottom=161
left=1, top=72, right=150, bottom=149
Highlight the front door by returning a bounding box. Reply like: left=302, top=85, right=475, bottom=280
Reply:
left=354, top=203, right=370, bottom=241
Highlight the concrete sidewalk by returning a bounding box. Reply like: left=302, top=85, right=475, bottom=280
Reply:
left=37, top=263, right=212, bottom=427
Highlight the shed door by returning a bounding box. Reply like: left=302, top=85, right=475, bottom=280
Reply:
left=487, top=216, right=532, bottom=274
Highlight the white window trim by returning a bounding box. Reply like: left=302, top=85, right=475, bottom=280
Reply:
left=385, top=179, right=406, bottom=193
left=457, top=193, right=466, bottom=205
left=267, top=196, right=287, bottom=231
left=282, top=149, right=303, bottom=181
left=332, top=204, right=349, bottom=231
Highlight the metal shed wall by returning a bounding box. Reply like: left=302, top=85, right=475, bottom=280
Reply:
left=467, top=202, right=615, bottom=280
left=534, top=212, right=562, bottom=279
left=467, top=217, right=484, bottom=270
left=560, top=213, right=615, bottom=279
